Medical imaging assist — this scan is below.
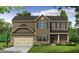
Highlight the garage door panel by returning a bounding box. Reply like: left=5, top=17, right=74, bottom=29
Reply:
left=14, top=36, right=34, bottom=46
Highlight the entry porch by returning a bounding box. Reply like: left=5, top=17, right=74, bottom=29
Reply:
left=50, top=33, right=69, bottom=44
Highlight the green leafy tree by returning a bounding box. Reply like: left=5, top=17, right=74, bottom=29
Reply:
left=0, top=6, right=24, bottom=47
left=0, top=19, right=5, bottom=34
left=69, top=28, right=79, bottom=42
left=0, top=6, right=23, bottom=14
left=60, top=10, right=67, bottom=17
left=17, top=11, right=31, bottom=16
left=68, top=21, right=72, bottom=29
left=75, top=12, right=79, bottom=26
left=0, top=19, right=11, bottom=34
left=75, top=11, right=79, bottom=36
left=0, top=19, right=11, bottom=47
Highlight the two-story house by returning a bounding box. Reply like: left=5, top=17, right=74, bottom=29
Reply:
left=12, top=15, right=69, bottom=46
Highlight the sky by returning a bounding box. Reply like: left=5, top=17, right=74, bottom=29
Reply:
left=0, top=6, right=76, bottom=27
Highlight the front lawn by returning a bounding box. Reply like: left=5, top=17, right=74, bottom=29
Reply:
left=28, top=44, right=79, bottom=53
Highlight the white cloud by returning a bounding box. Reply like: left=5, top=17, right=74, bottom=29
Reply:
left=63, top=8, right=76, bottom=27
left=32, top=9, right=60, bottom=16
left=63, top=8, right=76, bottom=17
left=32, top=8, right=76, bottom=17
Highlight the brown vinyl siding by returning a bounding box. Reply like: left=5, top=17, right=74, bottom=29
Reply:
left=12, top=33, right=34, bottom=36
left=12, top=23, right=21, bottom=32
left=12, top=22, right=35, bottom=32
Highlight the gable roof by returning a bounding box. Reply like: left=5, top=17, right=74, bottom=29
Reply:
left=35, top=15, right=50, bottom=21
left=12, top=24, right=34, bottom=33
left=12, top=15, right=67, bottom=21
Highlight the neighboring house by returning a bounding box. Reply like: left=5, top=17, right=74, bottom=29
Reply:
left=12, top=15, right=69, bottom=46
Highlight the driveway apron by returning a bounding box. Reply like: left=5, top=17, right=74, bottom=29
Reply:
left=3, top=46, right=32, bottom=53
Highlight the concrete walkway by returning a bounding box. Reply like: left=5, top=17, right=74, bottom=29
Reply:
left=3, top=46, right=32, bottom=53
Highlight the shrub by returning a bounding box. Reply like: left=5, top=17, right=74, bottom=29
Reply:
left=65, top=42, right=76, bottom=46
left=56, top=42, right=76, bottom=46
left=3, top=45, right=7, bottom=48
left=56, top=43, right=65, bottom=46
left=34, top=43, right=50, bottom=46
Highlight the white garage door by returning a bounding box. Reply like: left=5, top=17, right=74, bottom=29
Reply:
left=14, top=36, right=34, bottom=46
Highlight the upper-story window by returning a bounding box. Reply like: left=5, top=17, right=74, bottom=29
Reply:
left=51, top=22, right=67, bottom=30
left=51, top=22, right=57, bottom=30
left=60, top=22, right=66, bottom=30
left=37, top=17, right=47, bottom=29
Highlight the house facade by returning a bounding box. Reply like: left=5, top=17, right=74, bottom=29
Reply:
left=12, top=15, right=69, bottom=46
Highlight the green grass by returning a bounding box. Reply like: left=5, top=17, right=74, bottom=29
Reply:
left=0, top=42, right=13, bottom=50
left=28, top=44, right=79, bottom=53
left=0, top=42, right=6, bottom=49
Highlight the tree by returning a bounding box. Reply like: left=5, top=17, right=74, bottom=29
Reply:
left=60, top=10, right=67, bottom=17
left=17, top=11, right=31, bottom=16
left=75, top=12, right=79, bottom=27
left=68, top=21, right=72, bottom=29
left=0, top=19, right=5, bottom=34
left=3, top=22, right=11, bottom=47
left=0, top=19, right=11, bottom=34
left=0, top=6, right=23, bottom=14
left=0, top=19, right=11, bottom=47
left=69, top=28, right=79, bottom=42
left=57, top=6, right=79, bottom=12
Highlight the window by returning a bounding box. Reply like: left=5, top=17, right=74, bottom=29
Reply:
left=60, top=22, right=66, bottom=30
left=37, top=21, right=43, bottom=29
left=43, top=35, right=48, bottom=41
left=37, top=35, right=42, bottom=41
left=51, top=22, right=57, bottom=30
left=37, top=19, right=47, bottom=29
left=37, top=35, right=48, bottom=42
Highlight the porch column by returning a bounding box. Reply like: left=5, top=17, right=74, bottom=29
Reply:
left=34, top=35, right=36, bottom=44
left=57, top=34, right=60, bottom=43
left=67, top=34, right=69, bottom=42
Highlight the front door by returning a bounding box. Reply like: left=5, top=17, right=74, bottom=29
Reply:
left=50, top=35, right=55, bottom=44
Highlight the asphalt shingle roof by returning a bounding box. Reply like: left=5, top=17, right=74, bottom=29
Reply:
left=12, top=15, right=67, bottom=21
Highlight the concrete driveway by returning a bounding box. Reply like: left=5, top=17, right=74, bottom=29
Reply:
left=2, top=46, right=32, bottom=53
